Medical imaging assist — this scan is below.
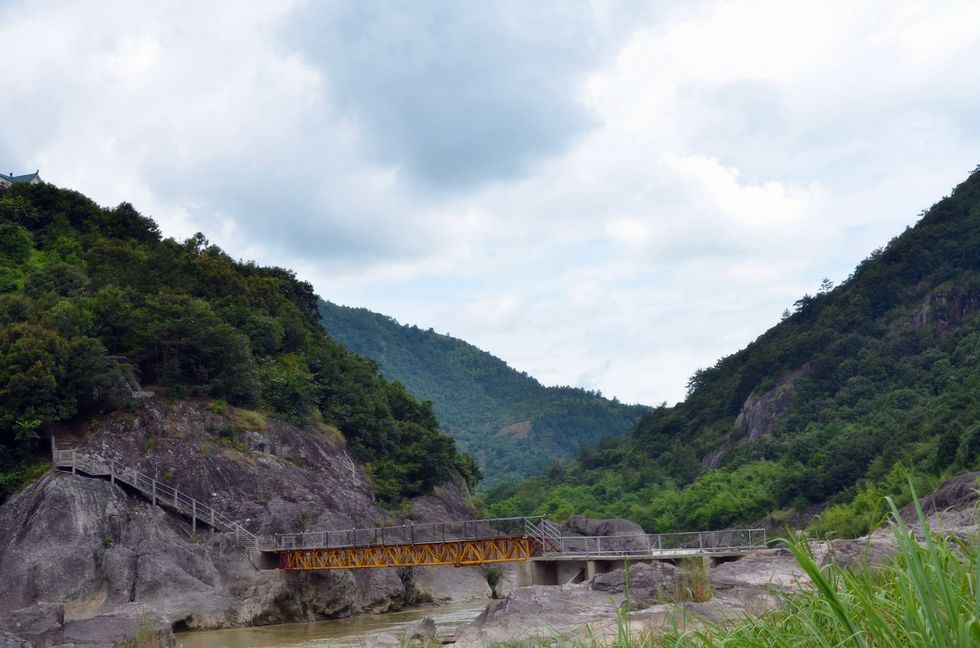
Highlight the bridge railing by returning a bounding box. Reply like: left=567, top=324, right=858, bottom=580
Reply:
left=273, top=516, right=548, bottom=551
left=553, top=528, right=767, bottom=556
left=53, top=446, right=256, bottom=545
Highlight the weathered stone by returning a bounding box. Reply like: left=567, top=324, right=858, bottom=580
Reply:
left=733, top=366, right=807, bottom=443
left=0, top=630, right=29, bottom=648
left=404, top=616, right=436, bottom=644
left=0, top=603, right=64, bottom=648
left=592, top=562, right=680, bottom=603
left=559, top=516, right=650, bottom=552
left=0, top=398, right=480, bottom=644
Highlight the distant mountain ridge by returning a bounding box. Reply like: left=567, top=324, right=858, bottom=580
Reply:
left=318, top=301, right=649, bottom=489
left=484, top=165, right=980, bottom=538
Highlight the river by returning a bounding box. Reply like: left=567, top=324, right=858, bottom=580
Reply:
left=176, top=602, right=488, bottom=648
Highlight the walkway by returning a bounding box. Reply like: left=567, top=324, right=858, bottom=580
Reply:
left=52, top=441, right=766, bottom=572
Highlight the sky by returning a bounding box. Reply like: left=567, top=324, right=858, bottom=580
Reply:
left=2, top=0, right=979, bottom=406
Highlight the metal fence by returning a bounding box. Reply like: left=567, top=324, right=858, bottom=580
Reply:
left=54, top=444, right=767, bottom=560
left=53, top=447, right=256, bottom=545
left=554, top=528, right=767, bottom=556
left=273, top=516, right=548, bottom=551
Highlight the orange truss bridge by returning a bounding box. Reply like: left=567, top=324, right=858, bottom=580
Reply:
left=269, top=517, right=562, bottom=571
left=51, top=439, right=767, bottom=573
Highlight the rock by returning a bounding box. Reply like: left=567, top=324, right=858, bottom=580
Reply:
left=733, top=366, right=807, bottom=443
left=362, top=632, right=401, bottom=648
left=61, top=605, right=175, bottom=647
left=405, top=617, right=436, bottom=644
left=592, top=562, right=680, bottom=604
left=454, top=584, right=620, bottom=648
left=0, top=398, right=481, bottom=636
left=0, top=602, right=64, bottom=647
left=823, top=532, right=898, bottom=570
left=709, top=547, right=822, bottom=593
left=411, top=566, right=490, bottom=603
left=900, top=472, right=980, bottom=524
left=0, top=630, right=29, bottom=648
left=559, top=516, right=650, bottom=552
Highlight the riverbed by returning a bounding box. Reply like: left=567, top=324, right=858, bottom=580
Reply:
left=176, top=602, right=488, bottom=648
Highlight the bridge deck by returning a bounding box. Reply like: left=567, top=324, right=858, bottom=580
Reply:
left=52, top=440, right=766, bottom=572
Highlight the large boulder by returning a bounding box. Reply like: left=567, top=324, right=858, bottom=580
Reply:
left=559, top=516, right=650, bottom=553
left=0, top=398, right=471, bottom=635
left=0, top=603, right=63, bottom=647
left=591, top=562, right=680, bottom=606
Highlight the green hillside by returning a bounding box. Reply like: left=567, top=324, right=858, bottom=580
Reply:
left=487, top=165, right=980, bottom=537
left=0, top=183, right=478, bottom=504
left=319, top=301, right=649, bottom=489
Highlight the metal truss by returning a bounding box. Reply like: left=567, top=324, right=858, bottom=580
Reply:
left=278, top=536, right=533, bottom=570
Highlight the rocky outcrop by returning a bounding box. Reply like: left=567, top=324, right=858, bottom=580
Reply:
left=592, top=562, right=680, bottom=607
left=734, top=367, right=807, bottom=443
left=703, top=367, right=807, bottom=468
left=0, top=398, right=482, bottom=646
left=910, top=288, right=980, bottom=334
left=559, top=515, right=650, bottom=552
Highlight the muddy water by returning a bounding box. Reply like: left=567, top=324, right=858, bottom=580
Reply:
left=176, top=602, right=487, bottom=648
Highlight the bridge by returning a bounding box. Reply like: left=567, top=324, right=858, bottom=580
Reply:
left=52, top=440, right=766, bottom=582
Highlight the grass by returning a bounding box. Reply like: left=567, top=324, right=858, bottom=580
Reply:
left=491, top=483, right=979, bottom=648
left=675, top=558, right=712, bottom=603
left=225, top=406, right=267, bottom=432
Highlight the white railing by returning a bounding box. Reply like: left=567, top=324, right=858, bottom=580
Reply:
left=52, top=440, right=767, bottom=560
left=552, top=528, right=767, bottom=557
left=52, top=445, right=257, bottom=546
left=273, top=516, right=546, bottom=552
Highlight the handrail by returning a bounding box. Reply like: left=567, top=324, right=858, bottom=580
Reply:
left=273, top=515, right=547, bottom=551
left=52, top=443, right=256, bottom=546
left=552, top=528, right=768, bottom=556
left=52, top=440, right=768, bottom=561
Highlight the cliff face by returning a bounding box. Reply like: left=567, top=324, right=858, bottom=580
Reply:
left=0, top=398, right=486, bottom=646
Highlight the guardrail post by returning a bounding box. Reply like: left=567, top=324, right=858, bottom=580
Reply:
left=109, top=462, right=114, bottom=486
left=192, top=500, right=197, bottom=533
left=152, top=481, right=156, bottom=506
left=410, top=523, right=415, bottom=545
left=698, top=533, right=704, bottom=551
left=71, top=450, right=76, bottom=476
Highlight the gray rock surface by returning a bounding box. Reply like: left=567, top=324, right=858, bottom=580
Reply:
left=0, top=603, right=64, bottom=648
left=454, top=584, right=621, bottom=648
left=0, top=398, right=477, bottom=646
left=404, top=616, right=436, bottom=643
left=559, top=516, right=650, bottom=552
left=592, top=562, right=680, bottom=605
left=733, top=366, right=807, bottom=443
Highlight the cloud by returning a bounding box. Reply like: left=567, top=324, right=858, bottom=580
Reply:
left=1, top=0, right=979, bottom=406
left=283, top=0, right=607, bottom=191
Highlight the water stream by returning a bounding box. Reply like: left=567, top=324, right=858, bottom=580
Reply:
left=176, top=602, right=487, bottom=648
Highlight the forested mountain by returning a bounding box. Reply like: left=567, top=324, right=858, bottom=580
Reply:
left=319, top=301, right=649, bottom=489
left=0, top=183, right=478, bottom=504
left=487, top=165, right=980, bottom=538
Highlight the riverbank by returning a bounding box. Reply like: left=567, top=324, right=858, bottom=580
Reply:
left=177, top=601, right=487, bottom=648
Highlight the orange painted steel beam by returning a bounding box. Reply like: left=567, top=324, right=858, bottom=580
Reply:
left=277, top=536, right=535, bottom=571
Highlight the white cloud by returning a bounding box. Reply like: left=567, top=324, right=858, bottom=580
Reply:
left=1, top=0, right=979, bottom=406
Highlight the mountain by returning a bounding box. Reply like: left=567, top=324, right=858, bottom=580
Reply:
left=486, top=165, right=980, bottom=537
left=318, top=301, right=649, bottom=489
left=0, top=183, right=478, bottom=504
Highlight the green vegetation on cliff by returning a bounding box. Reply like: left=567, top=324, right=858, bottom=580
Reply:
left=319, top=300, right=648, bottom=488
left=0, top=183, right=478, bottom=503
left=487, top=165, right=980, bottom=536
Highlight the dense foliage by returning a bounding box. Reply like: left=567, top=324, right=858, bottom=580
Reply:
left=319, top=300, right=648, bottom=489
left=487, top=165, right=980, bottom=534
left=0, top=184, right=478, bottom=503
